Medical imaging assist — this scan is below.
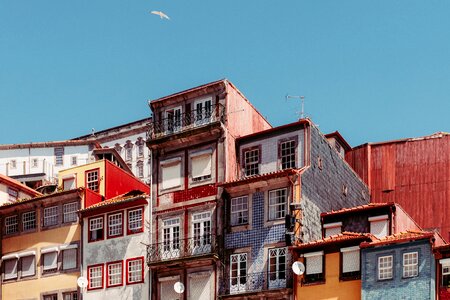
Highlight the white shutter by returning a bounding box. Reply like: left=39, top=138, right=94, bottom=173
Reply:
left=305, top=252, right=323, bottom=275
left=192, top=154, right=212, bottom=179
left=21, top=256, right=35, bottom=277
left=4, top=259, right=18, bottom=279
left=325, top=227, right=341, bottom=237
left=370, top=219, right=388, bottom=238
left=188, top=273, right=211, bottom=300
left=341, top=247, right=360, bottom=273
left=43, top=252, right=58, bottom=270
left=63, top=249, right=77, bottom=270
left=162, top=163, right=181, bottom=190
left=63, top=178, right=76, bottom=191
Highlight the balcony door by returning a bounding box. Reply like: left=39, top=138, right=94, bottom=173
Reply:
left=165, top=107, right=182, bottom=133
left=162, top=218, right=180, bottom=259
left=230, top=253, right=247, bottom=294
left=192, top=212, right=211, bottom=254
left=194, top=98, right=212, bottom=126
left=268, top=247, right=287, bottom=289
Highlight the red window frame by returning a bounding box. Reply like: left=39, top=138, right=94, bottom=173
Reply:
left=87, top=263, right=104, bottom=291
left=85, top=168, right=100, bottom=192
left=107, top=211, right=124, bottom=239
left=127, top=207, right=144, bottom=235
left=106, top=260, right=123, bottom=288
left=126, top=257, right=144, bottom=285
left=88, top=216, right=104, bottom=243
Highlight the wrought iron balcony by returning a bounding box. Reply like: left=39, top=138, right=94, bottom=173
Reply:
left=147, top=104, right=225, bottom=140
left=220, top=269, right=292, bottom=295
left=146, top=235, right=218, bottom=265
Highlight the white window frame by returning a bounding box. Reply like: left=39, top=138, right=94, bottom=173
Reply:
left=128, top=208, right=143, bottom=233
left=108, top=261, right=123, bottom=287
left=71, top=156, right=77, bottom=166
left=89, top=217, right=104, bottom=241
left=378, top=255, right=393, bottom=280
left=230, top=253, right=247, bottom=293
left=108, top=213, right=123, bottom=237
left=192, top=212, right=212, bottom=252
left=43, top=206, right=59, bottom=227
left=230, top=196, right=249, bottom=226
left=165, top=106, right=182, bottom=133
left=191, top=151, right=212, bottom=182
left=194, top=97, right=213, bottom=126
left=86, top=169, right=99, bottom=192
left=162, top=218, right=181, bottom=258
left=127, top=258, right=143, bottom=283
left=88, top=265, right=103, bottom=289
left=22, top=211, right=36, bottom=231
left=63, top=202, right=78, bottom=223
left=268, top=247, right=287, bottom=289
left=403, top=251, right=418, bottom=278
left=5, top=215, right=18, bottom=235
left=280, top=140, right=296, bottom=169
left=268, top=188, right=287, bottom=221
left=244, top=148, right=259, bottom=177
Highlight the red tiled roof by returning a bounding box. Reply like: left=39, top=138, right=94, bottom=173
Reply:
left=218, top=168, right=305, bottom=188
left=360, top=230, right=434, bottom=248
left=320, top=202, right=394, bottom=217
left=0, top=174, right=42, bottom=197
left=79, top=190, right=148, bottom=213
left=236, top=119, right=310, bottom=144
left=292, top=232, right=375, bottom=251
left=0, top=188, right=83, bottom=209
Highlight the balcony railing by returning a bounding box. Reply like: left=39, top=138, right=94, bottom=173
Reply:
left=147, top=104, right=225, bottom=140
left=146, top=235, right=218, bottom=264
left=220, top=269, right=292, bottom=295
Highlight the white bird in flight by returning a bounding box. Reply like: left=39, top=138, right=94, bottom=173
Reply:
left=150, top=11, right=170, bottom=20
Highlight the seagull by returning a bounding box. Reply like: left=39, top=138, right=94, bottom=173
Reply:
left=150, top=11, right=170, bottom=20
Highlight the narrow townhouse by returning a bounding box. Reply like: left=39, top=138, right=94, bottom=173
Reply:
left=0, top=173, right=42, bottom=205
left=79, top=190, right=150, bottom=299
left=145, top=79, right=272, bottom=300
left=219, top=119, right=369, bottom=299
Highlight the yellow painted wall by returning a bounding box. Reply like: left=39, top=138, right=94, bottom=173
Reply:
left=2, top=218, right=81, bottom=300
left=296, top=252, right=361, bottom=300
left=58, top=161, right=106, bottom=196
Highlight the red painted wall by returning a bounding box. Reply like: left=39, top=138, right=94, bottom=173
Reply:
left=346, top=134, right=450, bottom=234
left=85, top=188, right=103, bottom=209
left=105, top=160, right=150, bottom=199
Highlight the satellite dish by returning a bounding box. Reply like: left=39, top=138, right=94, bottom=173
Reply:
left=174, top=281, right=185, bottom=294
left=292, top=261, right=305, bottom=275
left=77, top=276, right=88, bottom=288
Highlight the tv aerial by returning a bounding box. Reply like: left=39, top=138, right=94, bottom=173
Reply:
left=286, top=95, right=306, bottom=119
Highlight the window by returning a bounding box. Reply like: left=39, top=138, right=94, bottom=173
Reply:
left=191, top=153, right=212, bottom=182
left=231, top=196, right=248, bottom=226
left=244, top=148, right=259, bottom=176
left=8, top=188, right=18, bottom=202
left=304, top=251, right=324, bottom=283
left=192, top=212, right=211, bottom=250
left=44, top=294, right=57, bottom=300
left=32, top=158, right=38, bottom=168
left=268, top=188, right=287, bottom=220
left=126, top=147, right=133, bottom=161
left=86, top=169, right=100, bottom=192
left=165, top=107, right=182, bottom=133
left=5, top=215, right=18, bottom=235
left=54, top=146, right=64, bottom=166
left=341, top=246, right=360, bottom=279
left=162, top=218, right=180, bottom=258
left=127, top=257, right=144, bottom=284
left=369, top=215, right=389, bottom=238
left=89, top=217, right=104, bottom=242
left=137, top=161, right=144, bottom=178
left=62, top=247, right=77, bottom=270
left=22, top=211, right=36, bottom=231
left=44, top=206, right=59, bottom=227
left=194, top=98, right=212, bottom=125
left=88, top=264, right=104, bottom=290
left=280, top=140, right=296, bottom=169
left=63, top=178, right=76, bottom=191
left=128, top=208, right=143, bottom=234
left=378, top=255, right=393, bottom=280
left=323, top=222, right=342, bottom=238
left=63, top=202, right=78, bottom=223
left=42, top=250, right=58, bottom=274
left=161, top=159, right=181, bottom=190
left=21, top=255, right=36, bottom=277
left=403, top=252, right=418, bottom=278
left=4, top=258, right=18, bottom=280
left=441, top=261, right=450, bottom=287
left=230, top=253, right=247, bottom=293
left=268, top=248, right=287, bottom=289
left=107, top=261, right=123, bottom=287
left=138, top=144, right=144, bottom=157
left=71, top=156, right=77, bottom=166
left=10, top=160, right=16, bottom=169
left=63, top=292, right=78, bottom=300
left=108, top=212, right=123, bottom=238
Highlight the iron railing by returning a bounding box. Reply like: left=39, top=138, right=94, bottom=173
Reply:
left=146, top=235, right=218, bottom=264
left=220, top=269, right=292, bottom=295
left=147, top=104, right=225, bottom=140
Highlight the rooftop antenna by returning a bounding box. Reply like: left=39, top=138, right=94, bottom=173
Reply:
left=286, top=95, right=305, bottom=119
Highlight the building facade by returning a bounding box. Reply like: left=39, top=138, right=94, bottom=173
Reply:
left=0, top=173, right=42, bottom=205
left=145, top=79, right=272, bottom=300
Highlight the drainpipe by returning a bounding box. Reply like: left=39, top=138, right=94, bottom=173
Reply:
left=148, top=151, right=153, bottom=300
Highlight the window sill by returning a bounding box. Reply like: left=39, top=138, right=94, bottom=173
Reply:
left=264, top=219, right=285, bottom=228
left=229, top=224, right=251, bottom=233
left=302, top=280, right=325, bottom=286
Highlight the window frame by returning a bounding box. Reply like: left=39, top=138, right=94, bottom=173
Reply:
left=127, top=207, right=144, bottom=235
left=22, top=210, right=36, bottom=232
left=5, top=214, right=19, bottom=235
left=3, top=257, right=18, bottom=281
left=268, top=188, right=288, bottom=221
left=63, top=202, right=78, bottom=223
left=378, top=255, right=393, bottom=280
left=41, top=250, right=58, bottom=275
left=190, top=151, right=213, bottom=183
left=230, top=196, right=249, bottom=226
left=43, top=205, right=59, bottom=227
left=242, top=146, right=261, bottom=177
left=278, top=137, right=298, bottom=170
left=304, top=251, right=325, bottom=284
left=87, top=263, right=104, bottom=290
left=126, top=257, right=144, bottom=285
left=340, top=246, right=361, bottom=280
left=107, top=212, right=124, bottom=239
left=88, top=216, right=104, bottom=242
left=54, top=146, right=64, bottom=166
left=160, top=157, right=182, bottom=191
left=61, top=246, right=78, bottom=271
left=20, top=254, right=36, bottom=278
left=106, top=260, right=123, bottom=288
left=7, top=187, right=18, bottom=202
left=85, top=169, right=100, bottom=193
left=402, top=251, right=419, bottom=278
left=62, top=291, right=78, bottom=300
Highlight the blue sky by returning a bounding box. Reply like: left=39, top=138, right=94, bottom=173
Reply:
left=1, top=1, right=449, bottom=146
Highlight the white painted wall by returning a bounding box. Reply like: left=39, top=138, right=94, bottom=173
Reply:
left=0, top=182, right=35, bottom=205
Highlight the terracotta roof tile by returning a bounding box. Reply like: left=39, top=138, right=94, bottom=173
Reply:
left=360, top=230, right=434, bottom=248
left=80, top=190, right=148, bottom=213
left=293, top=232, right=375, bottom=251
left=219, top=168, right=305, bottom=188
left=320, top=202, right=394, bottom=217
